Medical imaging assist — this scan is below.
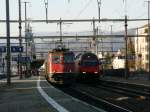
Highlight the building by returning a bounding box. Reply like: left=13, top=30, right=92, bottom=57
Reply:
left=135, top=25, right=149, bottom=71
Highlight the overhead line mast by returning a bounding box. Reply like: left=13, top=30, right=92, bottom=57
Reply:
left=97, top=0, right=101, bottom=23
left=6, top=0, right=11, bottom=85
left=123, top=0, right=129, bottom=79
left=23, top=1, right=30, bottom=78
left=18, top=0, right=23, bottom=79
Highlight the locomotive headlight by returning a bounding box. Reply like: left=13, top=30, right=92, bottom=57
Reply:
left=94, top=72, right=98, bottom=74
left=82, top=72, right=86, bottom=74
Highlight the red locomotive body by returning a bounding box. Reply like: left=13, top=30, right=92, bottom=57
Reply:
left=75, top=52, right=100, bottom=80
left=45, top=48, right=75, bottom=84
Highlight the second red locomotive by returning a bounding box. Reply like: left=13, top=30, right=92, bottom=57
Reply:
left=75, top=52, right=101, bottom=80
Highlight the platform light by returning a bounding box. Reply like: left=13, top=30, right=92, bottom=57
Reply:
left=82, top=72, right=86, bottom=74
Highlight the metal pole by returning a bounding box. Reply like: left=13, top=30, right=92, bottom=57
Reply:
left=93, top=19, right=96, bottom=54
left=44, top=0, right=48, bottom=23
left=25, top=1, right=27, bottom=59
left=123, top=0, right=128, bottom=79
left=2, top=58, right=5, bottom=73
left=110, top=25, right=113, bottom=53
left=148, top=1, right=150, bottom=80
left=24, top=2, right=29, bottom=76
left=136, top=28, right=139, bottom=55
left=60, top=18, right=62, bottom=43
left=19, top=0, right=22, bottom=79
left=97, top=0, right=101, bottom=23
left=6, top=0, right=11, bottom=85
left=125, top=15, right=128, bottom=79
left=96, top=27, right=99, bottom=55
left=25, top=2, right=27, bottom=32
left=145, top=0, right=150, bottom=80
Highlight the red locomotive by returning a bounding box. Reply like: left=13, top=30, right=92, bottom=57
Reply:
left=75, top=52, right=100, bottom=80
left=44, top=46, right=76, bottom=84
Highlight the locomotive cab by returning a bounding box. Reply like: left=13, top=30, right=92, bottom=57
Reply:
left=75, top=52, right=101, bottom=80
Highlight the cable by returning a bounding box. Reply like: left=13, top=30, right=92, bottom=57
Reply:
left=64, top=0, right=94, bottom=32
left=74, top=0, right=93, bottom=19
left=63, top=1, right=72, bottom=19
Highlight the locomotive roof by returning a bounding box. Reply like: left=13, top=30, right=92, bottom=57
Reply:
left=48, top=48, right=75, bottom=54
left=75, top=52, right=97, bottom=60
left=48, top=48, right=69, bottom=53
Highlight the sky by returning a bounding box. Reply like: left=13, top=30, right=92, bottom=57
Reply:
left=0, top=0, right=148, bottom=36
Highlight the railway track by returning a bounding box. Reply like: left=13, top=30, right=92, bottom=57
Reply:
left=57, top=85, right=132, bottom=112
left=46, top=73, right=150, bottom=112
left=53, top=78, right=150, bottom=112
left=98, top=79, right=150, bottom=99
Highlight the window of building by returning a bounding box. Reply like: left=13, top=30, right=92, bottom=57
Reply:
left=146, top=63, right=149, bottom=70
left=146, top=54, right=149, bottom=60
left=144, top=28, right=148, bottom=33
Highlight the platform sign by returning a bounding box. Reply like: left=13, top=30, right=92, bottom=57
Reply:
left=0, top=46, right=6, bottom=53
left=11, top=46, right=23, bottom=53
left=21, top=57, right=31, bottom=62
left=12, top=56, right=30, bottom=63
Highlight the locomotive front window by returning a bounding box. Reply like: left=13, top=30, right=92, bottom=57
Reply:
left=52, top=55, right=61, bottom=64
left=64, top=54, right=74, bottom=63
left=82, top=60, right=99, bottom=66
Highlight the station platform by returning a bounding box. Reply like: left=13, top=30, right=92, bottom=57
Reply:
left=0, top=76, right=105, bottom=112
left=101, top=74, right=150, bottom=87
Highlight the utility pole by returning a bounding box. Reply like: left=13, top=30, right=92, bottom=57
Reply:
left=6, top=0, right=11, bottom=85
left=18, top=0, right=23, bottom=79
left=145, top=1, right=150, bottom=80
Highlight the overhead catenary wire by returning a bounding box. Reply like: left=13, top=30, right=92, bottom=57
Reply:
left=74, top=0, right=93, bottom=19
left=63, top=0, right=94, bottom=32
